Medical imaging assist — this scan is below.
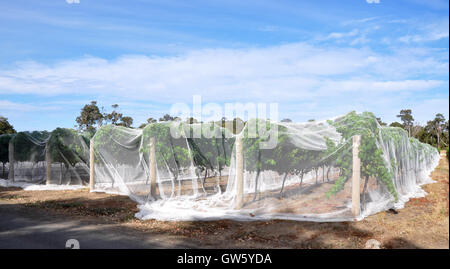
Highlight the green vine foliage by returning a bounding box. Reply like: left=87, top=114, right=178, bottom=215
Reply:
left=325, top=111, right=398, bottom=201
left=184, top=123, right=235, bottom=179
left=242, top=119, right=321, bottom=198
left=141, top=122, right=235, bottom=182
left=0, top=134, right=14, bottom=165
left=2, top=112, right=438, bottom=199
left=409, top=136, right=438, bottom=170
left=80, top=129, right=95, bottom=145
left=0, top=134, right=14, bottom=178
left=242, top=119, right=280, bottom=175
left=93, top=125, right=141, bottom=165
left=141, top=122, right=191, bottom=180
left=47, top=128, right=89, bottom=168
left=11, top=131, right=50, bottom=163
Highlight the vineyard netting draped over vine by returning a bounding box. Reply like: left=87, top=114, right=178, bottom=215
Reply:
left=0, top=112, right=440, bottom=221
left=1, top=129, right=92, bottom=186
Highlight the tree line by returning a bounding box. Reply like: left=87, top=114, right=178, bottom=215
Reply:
left=377, top=109, right=449, bottom=150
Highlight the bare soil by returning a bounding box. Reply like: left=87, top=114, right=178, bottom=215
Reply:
left=0, top=152, right=448, bottom=249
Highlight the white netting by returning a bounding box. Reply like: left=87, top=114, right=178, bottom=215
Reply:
left=88, top=111, right=439, bottom=221
left=3, top=128, right=92, bottom=187
left=0, top=112, right=439, bottom=220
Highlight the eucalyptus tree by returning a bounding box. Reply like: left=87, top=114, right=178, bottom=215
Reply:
left=76, top=101, right=103, bottom=132
left=397, top=109, right=414, bottom=137
left=0, top=116, right=16, bottom=135
left=429, top=113, right=446, bottom=149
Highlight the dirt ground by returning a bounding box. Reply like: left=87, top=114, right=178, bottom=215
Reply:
left=1, top=152, right=448, bottom=249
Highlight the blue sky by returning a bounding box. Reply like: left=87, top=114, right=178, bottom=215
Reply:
left=0, top=0, right=448, bottom=131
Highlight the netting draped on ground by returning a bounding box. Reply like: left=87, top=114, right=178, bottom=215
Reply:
left=89, top=111, right=439, bottom=221
left=0, top=111, right=439, bottom=221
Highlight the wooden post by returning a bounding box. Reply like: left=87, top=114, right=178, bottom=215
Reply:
left=352, top=135, right=361, bottom=217
left=8, top=141, right=14, bottom=182
left=45, top=142, right=51, bottom=185
left=89, top=139, right=95, bottom=191
left=235, top=135, right=244, bottom=209
left=149, top=137, right=157, bottom=199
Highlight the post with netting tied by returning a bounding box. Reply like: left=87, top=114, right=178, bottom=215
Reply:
left=45, top=142, right=51, bottom=185
left=89, top=139, right=95, bottom=191
left=149, top=137, right=157, bottom=199
left=8, top=140, right=14, bottom=182
left=235, top=135, right=244, bottom=210
left=352, top=135, right=361, bottom=217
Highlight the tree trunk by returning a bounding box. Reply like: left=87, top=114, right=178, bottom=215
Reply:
left=252, top=150, right=262, bottom=202
left=178, top=173, right=182, bottom=197
left=315, top=169, right=319, bottom=184
left=279, top=172, right=289, bottom=197
left=326, top=167, right=331, bottom=181
left=322, top=165, right=325, bottom=182
left=299, top=171, right=304, bottom=188
left=30, top=162, right=36, bottom=182
left=202, top=168, right=208, bottom=194
left=2, top=163, right=4, bottom=179
left=252, top=169, right=261, bottom=202
left=170, top=176, right=176, bottom=198
left=60, top=163, right=64, bottom=185
left=168, top=167, right=177, bottom=198
left=63, top=164, right=70, bottom=184
left=437, top=132, right=440, bottom=149
left=361, top=176, right=369, bottom=211
left=216, top=170, right=221, bottom=194
left=196, top=172, right=201, bottom=194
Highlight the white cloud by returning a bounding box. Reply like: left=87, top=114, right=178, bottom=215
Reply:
left=342, top=17, right=378, bottom=26
left=366, top=0, right=380, bottom=4
left=326, top=29, right=359, bottom=39
left=321, top=23, right=379, bottom=47
left=318, top=79, right=444, bottom=94
left=0, top=100, right=60, bottom=112
left=350, top=35, right=370, bottom=45
left=0, top=42, right=447, bottom=108
left=398, top=19, right=449, bottom=43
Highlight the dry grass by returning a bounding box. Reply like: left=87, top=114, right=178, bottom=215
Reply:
left=0, top=188, right=139, bottom=223
left=1, top=152, right=448, bottom=248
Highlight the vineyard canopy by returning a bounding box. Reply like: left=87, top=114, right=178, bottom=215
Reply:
left=0, top=112, right=440, bottom=221
left=3, top=129, right=93, bottom=185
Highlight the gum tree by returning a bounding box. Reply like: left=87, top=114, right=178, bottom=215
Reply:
left=0, top=116, right=16, bottom=135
